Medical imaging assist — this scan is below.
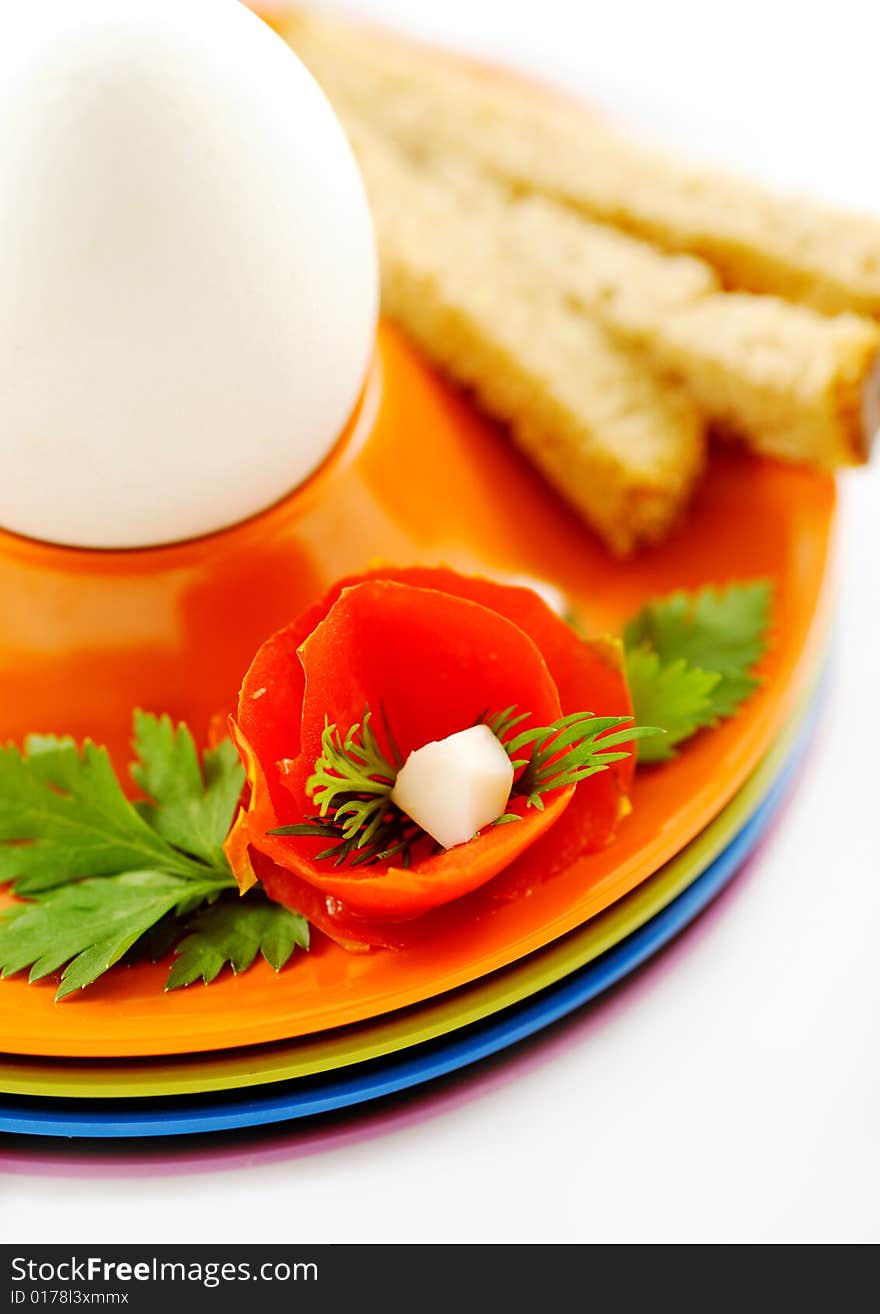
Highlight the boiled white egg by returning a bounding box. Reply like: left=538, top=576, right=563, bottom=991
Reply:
left=0, top=0, right=378, bottom=548
left=391, top=725, right=516, bottom=851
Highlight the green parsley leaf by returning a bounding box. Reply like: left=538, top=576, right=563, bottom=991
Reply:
left=0, top=737, right=203, bottom=894
left=130, top=712, right=245, bottom=869
left=0, top=715, right=306, bottom=999
left=122, top=911, right=183, bottom=966
left=624, top=581, right=772, bottom=724
left=624, top=650, right=721, bottom=763
left=0, top=871, right=227, bottom=1001
left=165, top=894, right=309, bottom=991
left=623, top=580, right=772, bottom=760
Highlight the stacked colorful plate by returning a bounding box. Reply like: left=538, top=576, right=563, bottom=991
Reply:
left=0, top=328, right=834, bottom=1139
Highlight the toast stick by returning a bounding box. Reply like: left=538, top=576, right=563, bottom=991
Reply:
left=354, top=125, right=706, bottom=555
left=288, top=7, right=880, bottom=319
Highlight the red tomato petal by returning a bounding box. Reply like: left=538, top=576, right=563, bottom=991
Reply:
left=292, top=577, right=562, bottom=788
left=230, top=568, right=635, bottom=927
left=329, top=567, right=637, bottom=852
left=233, top=578, right=572, bottom=919
left=251, top=850, right=408, bottom=951
left=279, top=789, right=573, bottom=920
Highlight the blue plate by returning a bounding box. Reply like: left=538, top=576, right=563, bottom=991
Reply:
left=0, top=707, right=815, bottom=1139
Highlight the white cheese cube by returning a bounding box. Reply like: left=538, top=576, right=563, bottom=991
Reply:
left=391, top=725, right=515, bottom=851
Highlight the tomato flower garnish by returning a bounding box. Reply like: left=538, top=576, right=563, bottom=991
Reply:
left=225, top=567, right=638, bottom=948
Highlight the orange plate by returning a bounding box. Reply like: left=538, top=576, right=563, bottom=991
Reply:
left=0, top=324, right=834, bottom=1056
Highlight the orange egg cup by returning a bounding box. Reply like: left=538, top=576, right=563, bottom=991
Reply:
left=0, top=324, right=485, bottom=761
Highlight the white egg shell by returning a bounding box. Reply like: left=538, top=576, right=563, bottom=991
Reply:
left=0, top=0, right=378, bottom=548
left=391, top=725, right=516, bottom=851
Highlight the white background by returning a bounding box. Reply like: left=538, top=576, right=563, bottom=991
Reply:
left=2, top=0, right=879, bottom=1243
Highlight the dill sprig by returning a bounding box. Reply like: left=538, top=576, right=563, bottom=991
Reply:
left=484, top=706, right=659, bottom=811
left=268, top=712, right=422, bottom=867
left=268, top=704, right=660, bottom=865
